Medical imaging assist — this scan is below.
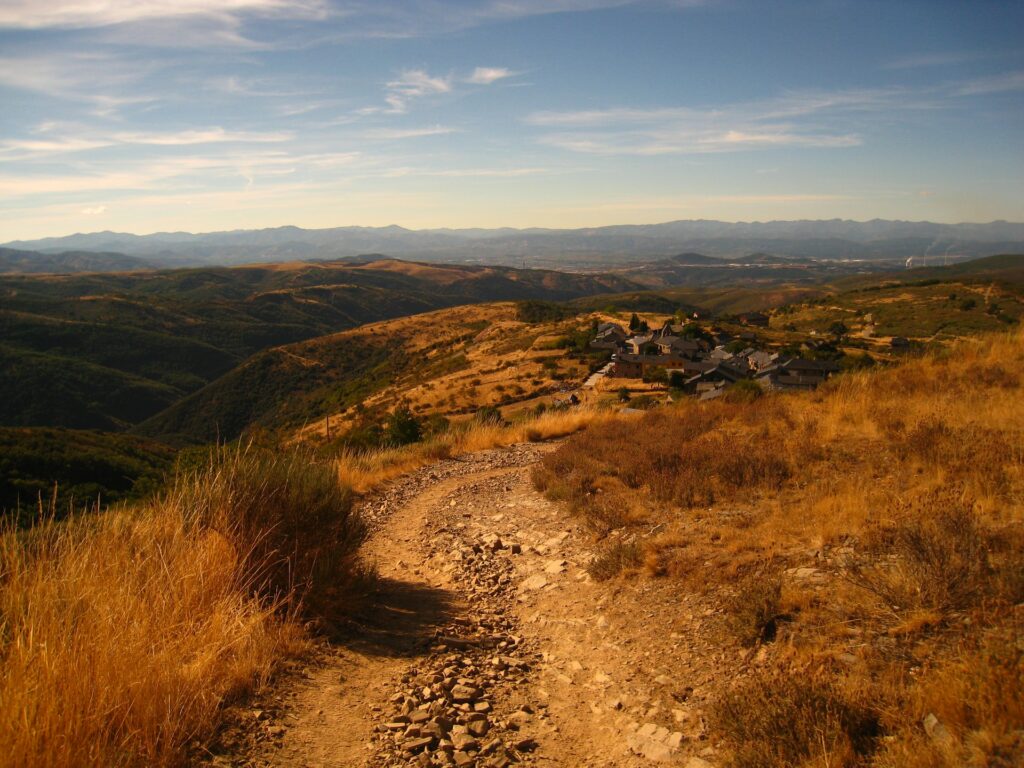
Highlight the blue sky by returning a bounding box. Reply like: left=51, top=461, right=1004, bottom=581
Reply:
left=1, top=0, right=1022, bottom=239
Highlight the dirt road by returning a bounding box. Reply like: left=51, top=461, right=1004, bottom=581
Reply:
left=220, top=443, right=724, bottom=767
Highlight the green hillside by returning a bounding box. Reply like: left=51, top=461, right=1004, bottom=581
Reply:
left=1, top=258, right=641, bottom=430
left=0, top=428, right=175, bottom=523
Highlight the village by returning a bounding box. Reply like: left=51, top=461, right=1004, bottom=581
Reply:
left=589, top=312, right=844, bottom=400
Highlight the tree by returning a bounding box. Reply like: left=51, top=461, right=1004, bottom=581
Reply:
left=828, top=321, right=849, bottom=337
left=617, top=387, right=631, bottom=403
left=629, top=312, right=641, bottom=331
left=384, top=407, right=421, bottom=446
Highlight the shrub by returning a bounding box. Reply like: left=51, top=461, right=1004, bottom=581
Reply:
left=723, top=379, right=763, bottom=403
left=384, top=407, right=422, bottom=446
left=587, top=539, right=643, bottom=580
left=174, top=445, right=364, bottom=618
left=475, top=405, right=504, bottom=426
left=846, top=492, right=992, bottom=613
left=723, top=569, right=782, bottom=646
left=712, top=674, right=879, bottom=768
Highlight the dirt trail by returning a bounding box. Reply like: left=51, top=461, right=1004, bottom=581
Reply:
left=223, top=443, right=724, bottom=768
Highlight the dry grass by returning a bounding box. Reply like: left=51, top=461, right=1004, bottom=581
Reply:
left=0, top=446, right=362, bottom=767
left=337, top=405, right=616, bottom=493
left=536, top=327, right=1024, bottom=767
left=712, top=673, right=880, bottom=768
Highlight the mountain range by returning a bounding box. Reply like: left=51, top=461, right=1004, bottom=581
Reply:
left=5, top=219, right=1023, bottom=271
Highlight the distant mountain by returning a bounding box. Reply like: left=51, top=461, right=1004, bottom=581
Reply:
left=6, top=219, right=1023, bottom=270
left=0, top=246, right=151, bottom=274
left=0, top=258, right=642, bottom=431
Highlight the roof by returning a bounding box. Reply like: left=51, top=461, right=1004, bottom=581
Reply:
left=779, top=358, right=840, bottom=373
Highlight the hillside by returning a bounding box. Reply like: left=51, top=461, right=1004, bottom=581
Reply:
left=611, top=251, right=900, bottom=290
left=136, top=303, right=605, bottom=444
left=0, top=428, right=174, bottom=521
left=0, top=247, right=152, bottom=274
left=0, top=259, right=641, bottom=430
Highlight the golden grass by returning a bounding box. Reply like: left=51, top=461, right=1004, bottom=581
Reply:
left=537, top=327, right=1024, bottom=768
left=337, top=405, right=617, bottom=493
left=0, top=446, right=361, bottom=768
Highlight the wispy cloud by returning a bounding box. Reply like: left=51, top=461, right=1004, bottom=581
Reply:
left=525, top=74, right=1024, bottom=156
left=949, top=70, right=1024, bottom=96
left=359, top=126, right=458, bottom=140
left=365, top=69, right=452, bottom=114
left=0, top=0, right=327, bottom=29
left=112, top=128, right=292, bottom=146
left=466, top=67, right=516, bottom=85
left=527, top=95, right=869, bottom=155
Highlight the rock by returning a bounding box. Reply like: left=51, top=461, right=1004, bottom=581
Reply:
left=514, top=737, right=539, bottom=752
left=544, top=559, right=567, bottom=575
left=521, top=574, right=548, bottom=591
left=451, top=684, right=479, bottom=703
left=451, top=733, right=479, bottom=751
left=467, top=719, right=489, bottom=737
left=684, top=757, right=714, bottom=768
left=403, top=736, right=435, bottom=753
left=453, top=750, right=474, bottom=766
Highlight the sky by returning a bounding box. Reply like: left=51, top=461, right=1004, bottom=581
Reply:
left=1, top=0, right=1023, bottom=240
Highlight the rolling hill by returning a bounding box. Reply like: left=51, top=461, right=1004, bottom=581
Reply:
left=0, top=259, right=641, bottom=430
left=0, top=246, right=151, bottom=274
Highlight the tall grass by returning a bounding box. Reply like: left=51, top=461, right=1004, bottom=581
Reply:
left=0, top=446, right=361, bottom=767
left=535, top=328, right=1024, bottom=768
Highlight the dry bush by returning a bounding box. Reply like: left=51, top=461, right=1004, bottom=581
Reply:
left=586, top=539, right=643, bottom=581
left=0, top=444, right=363, bottom=767
left=175, top=445, right=365, bottom=619
left=846, top=492, right=995, bottom=614
left=712, top=672, right=880, bottom=768
left=534, top=401, right=794, bottom=528
left=723, top=569, right=783, bottom=646
left=873, top=628, right=1023, bottom=768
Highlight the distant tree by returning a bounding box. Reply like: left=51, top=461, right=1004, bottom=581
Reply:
left=643, top=366, right=669, bottom=385
left=959, top=298, right=977, bottom=311
left=828, top=321, right=849, bottom=337
left=617, top=387, right=631, bottom=403
left=384, top=407, right=422, bottom=446
left=679, top=323, right=713, bottom=343
left=668, top=370, right=687, bottom=389
left=629, top=313, right=641, bottom=332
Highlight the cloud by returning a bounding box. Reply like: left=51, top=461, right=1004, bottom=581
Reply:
left=0, top=0, right=327, bottom=29
left=80, top=205, right=107, bottom=215
left=112, top=128, right=292, bottom=145
left=949, top=71, right=1024, bottom=97
left=372, top=69, right=452, bottom=113
left=359, top=126, right=458, bottom=140
left=466, top=67, right=515, bottom=85
left=528, top=96, right=867, bottom=155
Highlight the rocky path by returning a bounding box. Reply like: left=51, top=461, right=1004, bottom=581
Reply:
left=223, top=443, right=724, bottom=768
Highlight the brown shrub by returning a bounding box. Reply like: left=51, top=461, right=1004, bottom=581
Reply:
left=847, top=492, right=994, bottom=614
left=723, top=569, right=783, bottom=646
left=587, top=539, right=643, bottom=581
left=712, top=672, right=880, bottom=768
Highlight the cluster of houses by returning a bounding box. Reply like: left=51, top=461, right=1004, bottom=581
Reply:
left=591, top=319, right=840, bottom=400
